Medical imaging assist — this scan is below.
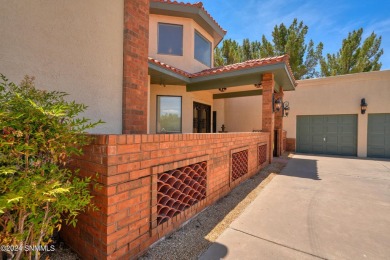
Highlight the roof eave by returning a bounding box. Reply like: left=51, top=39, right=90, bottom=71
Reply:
left=187, top=62, right=295, bottom=92
left=148, top=61, right=191, bottom=86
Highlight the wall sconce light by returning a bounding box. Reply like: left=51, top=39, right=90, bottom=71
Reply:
left=273, top=96, right=282, bottom=112
left=254, top=83, right=262, bottom=89
left=360, top=98, right=368, bottom=114
left=219, top=88, right=227, bottom=92
left=282, top=101, right=290, bottom=117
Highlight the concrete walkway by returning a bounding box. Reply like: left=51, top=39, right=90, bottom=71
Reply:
left=200, top=155, right=390, bottom=260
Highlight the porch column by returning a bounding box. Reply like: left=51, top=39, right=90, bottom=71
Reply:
left=261, top=73, right=275, bottom=163
left=123, top=0, right=149, bottom=134
left=274, top=87, right=284, bottom=157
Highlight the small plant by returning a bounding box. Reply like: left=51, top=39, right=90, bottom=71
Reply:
left=0, top=75, right=103, bottom=260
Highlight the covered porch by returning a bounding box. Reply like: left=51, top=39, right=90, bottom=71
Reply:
left=148, top=55, right=296, bottom=159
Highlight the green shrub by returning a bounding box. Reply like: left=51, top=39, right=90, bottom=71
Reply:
left=0, top=75, right=103, bottom=259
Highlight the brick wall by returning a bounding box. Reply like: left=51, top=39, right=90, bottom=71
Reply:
left=61, top=132, right=270, bottom=259
left=261, top=73, right=275, bottom=162
left=123, top=0, right=149, bottom=134
left=286, top=138, right=296, bottom=152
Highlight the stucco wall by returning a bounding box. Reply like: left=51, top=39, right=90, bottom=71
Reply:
left=224, top=96, right=263, bottom=132
left=0, top=0, right=124, bottom=134
left=284, top=70, right=390, bottom=157
left=149, top=85, right=213, bottom=133
left=149, top=14, right=214, bottom=73
left=213, top=99, right=225, bottom=132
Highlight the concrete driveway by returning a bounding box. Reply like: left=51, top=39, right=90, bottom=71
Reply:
left=200, top=154, right=390, bottom=260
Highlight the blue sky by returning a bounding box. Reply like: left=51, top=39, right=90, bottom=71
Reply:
left=198, top=0, right=390, bottom=70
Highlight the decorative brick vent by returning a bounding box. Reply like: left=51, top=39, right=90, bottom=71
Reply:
left=231, top=150, right=248, bottom=182
left=258, top=144, right=267, bottom=165
left=157, top=161, right=207, bottom=225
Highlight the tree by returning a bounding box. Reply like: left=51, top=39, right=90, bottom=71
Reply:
left=260, top=19, right=323, bottom=79
left=320, top=28, right=383, bottom=76
left=213, top=19, right=323, bottom=79
left=0, top=75, right=102, bottom=260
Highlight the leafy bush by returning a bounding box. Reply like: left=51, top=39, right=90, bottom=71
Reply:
left=0, top=75, right=102, bottom=259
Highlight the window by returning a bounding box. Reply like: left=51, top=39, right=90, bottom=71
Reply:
left=194, top=30, right=211, bottom=67
left=158, top=23, right=183, bottom=56
left=157, top=96, right=182, bottom=133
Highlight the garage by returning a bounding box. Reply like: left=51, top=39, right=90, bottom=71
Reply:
left=367, top=114, right=390, bottom=158
left=297, top=115, right=357, bottom=156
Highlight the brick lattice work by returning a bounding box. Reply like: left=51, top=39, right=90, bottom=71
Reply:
left=61, top=133, right=270, bottom=259
left=231, top=150, right=249, bottom=181
left=157, top=162, right=207, bottom=225
left=258, top=144, right=267, bottom=165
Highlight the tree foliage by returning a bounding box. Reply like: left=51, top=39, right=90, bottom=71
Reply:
left=214, top=19, right=383, bottom=79
left=0, top=75, right=103, bottom=260
left=320, top=28, right=383, bottom=76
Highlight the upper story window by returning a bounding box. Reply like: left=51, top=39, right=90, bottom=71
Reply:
left=158, top=23, right=183, bottom=56
left=194, top=30, right=211, bottom=67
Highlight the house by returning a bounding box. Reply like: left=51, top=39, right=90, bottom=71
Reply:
left=224, top=70, right=390, bottom=158
left=1, top=0, right=388, bottom=259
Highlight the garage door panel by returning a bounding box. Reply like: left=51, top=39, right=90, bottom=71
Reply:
left=311, top=117, right=324, bottom=124
left=339, top=126, right=355, bottom=134
left=370, top=135, right=385, bottom=145
left=339, top=135, right=355, bottom=145
left=326, top=135, right=338, bottom=145
left=325, top=125, right=338, bottom=134
left=312, top=145, right=324, bottom=153
left=368, top=114, right=390, bottom=158
left=297, top=115, right=357, bottom=156
left=340, top=146, right=356, bottom=155
left=325, top=145, right=338, bottom=154
left=340, top=116, right=356, bottom=124
left=300, top=145, right=312, bottom=153
left=368, top=148, right=385, bottom=157
left=370, top=124, right=385, bottom=133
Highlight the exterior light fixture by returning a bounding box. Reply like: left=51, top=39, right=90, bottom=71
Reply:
left=360, top=98, right=368, bottom=114
left=274, top=97, right=282, bottom=112
left=218, top=88, right=227, bottom=92
left=254, top=83, right=262, bottom=89
left=282, top=101, right=290, bottom=117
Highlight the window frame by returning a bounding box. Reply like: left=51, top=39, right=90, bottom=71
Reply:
left=194, top=30, right=212, bottom=67
left=156, top=95, right=183, bottom=134
left=157, top=23, right=184, bottom=56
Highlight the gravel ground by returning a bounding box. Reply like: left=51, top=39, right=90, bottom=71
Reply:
left=140, top=155, right=290, bottom=260
left=45, top=155, right=290, bottom=260
left=40, top=242, right=80, bottom=260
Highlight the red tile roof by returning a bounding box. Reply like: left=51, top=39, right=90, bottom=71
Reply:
left=192, top=55, right=291, bottom=77
left=151, top=0, right=226, bottom=33
left=149, top=55, right=296, bottom=85
left=148, top=57, right=193, bottom=78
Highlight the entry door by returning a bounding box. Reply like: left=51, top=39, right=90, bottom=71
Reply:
left=368, top=114, right=390, bottom=158
left=193, top=102, right=211, bottom=133
left=297, top=115, right=357, bottom=156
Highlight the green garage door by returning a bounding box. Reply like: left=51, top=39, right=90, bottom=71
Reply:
left=297, top=115, right=357, bottom=156
left=368, top=114, right=390, bottom=158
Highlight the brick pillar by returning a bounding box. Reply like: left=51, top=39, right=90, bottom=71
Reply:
left=274, top=87, right=284, bottom=157
left=262, top=73, right=275, bottom=163
left=123, top=0, right=149, bottom=134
